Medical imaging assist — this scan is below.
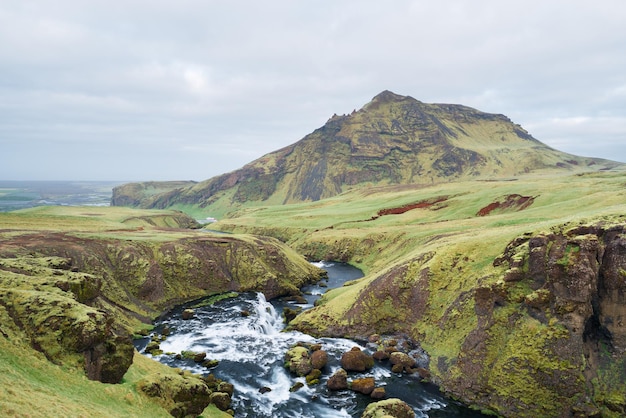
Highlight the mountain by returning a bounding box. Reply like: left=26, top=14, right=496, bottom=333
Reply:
left=111, top=90, right=621, bottom=213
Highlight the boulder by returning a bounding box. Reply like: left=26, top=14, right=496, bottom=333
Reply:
left=327, top=368, right=349, bottom=391
left=137, top=372, right=212, bottom=417
left=311, top=349, right=328, bottom=369
left=218, top=381, right=234, bottom=396
left=285, top=345, right=312, bottom=376
left=389, top=352, right=416, bottom=373
left=361, top=398, right=415, bottom=418
left=351, top=377, right=375, bottom=395
left=370, top=387, right=386, bottom=399
left=181, top=309, right=194, bottom=320
left=341, top=347, right=374, bottom=372
left=209, top=391, right=231, bottom=411
left=306, top=368, right=322, bottom=385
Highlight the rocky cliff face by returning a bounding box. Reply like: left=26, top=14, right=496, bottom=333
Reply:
left=111, top=91, right=620, bottom=213
left=0, top=212, right=324, bottom=385
left=291, top=220, right=626, bottom=417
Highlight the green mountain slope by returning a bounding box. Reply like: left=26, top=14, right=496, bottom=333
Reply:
left=111, top=91, right=621, bottom=217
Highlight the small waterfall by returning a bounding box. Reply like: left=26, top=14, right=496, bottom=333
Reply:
left=249, top=293, right=282, bottom=335
left=142, top=263, right=485, bottom=418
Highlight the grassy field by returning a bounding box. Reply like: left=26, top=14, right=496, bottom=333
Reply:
left=212, top=170, right=626, bottom=272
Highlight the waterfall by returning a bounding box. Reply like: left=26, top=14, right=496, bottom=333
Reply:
left=142, top=263, right=484, bottom=417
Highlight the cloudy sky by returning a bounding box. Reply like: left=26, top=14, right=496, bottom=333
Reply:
left=1, top=1, right=625, bottom=181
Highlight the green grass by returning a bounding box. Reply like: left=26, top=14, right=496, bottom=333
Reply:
left=0, top=338, right=230, bottom=418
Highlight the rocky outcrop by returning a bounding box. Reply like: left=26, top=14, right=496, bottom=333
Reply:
left=450, top=222, right=626, bottom=417
left=292, top=220, right=626, bottom=417
left=0, top=212, right=324, bottom=385
left=327, top=368, right=349, bottom=390
left=0, top=256, right=134, bottom=383
left=0, top=231, right=324, bottom=331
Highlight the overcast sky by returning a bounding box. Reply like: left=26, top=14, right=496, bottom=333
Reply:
left=1, top=1, right=625, bottom=181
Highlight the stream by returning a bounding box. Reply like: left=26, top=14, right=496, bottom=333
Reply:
left=138, top=261, right=485, bottom=417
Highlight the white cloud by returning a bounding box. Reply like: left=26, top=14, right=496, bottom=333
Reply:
left=1, top=0, right=626, bottom=180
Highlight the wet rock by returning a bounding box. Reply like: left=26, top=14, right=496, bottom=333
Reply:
left=370, top=387, right=386, bottom=399
left=259, top=386, right=272, bottom=394
left=415, top=367, right=431, bottom=380
left=306, top=368, right=322, bottom=385
left=209, top=391, right=231, bottom=411
left=327, top=368, right=348, bottom=390
left=145, top=341, right=161, bottom=355
left=201, top=359, right=219, bottom=369
left=341, top=347, right=374, bottom=372
left=389, top=351, right=416, bottom=373
left=283, top=307, right=301, bottom=324
left=311, top=349, right=328, bottom=369
left=290, top=381, right=305, bottom=392
left=181, top=309, right=194, bottom=320
left=218, top=381, right=234, bottom=396
left=391, top=363, right=404, bottom=373
left=193, top=352, right=207, bottom=362
left=373, top=350, right=390, bottom=361
left=361, top=398, right=416, bottom=418
left=351, top=377, right=375, bottom=395
left=285, top=345, right=312, bottom=376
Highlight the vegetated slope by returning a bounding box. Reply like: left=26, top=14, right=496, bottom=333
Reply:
left=0, top=206, right=323, bottom=417
left=111, top=90, right=621, bottom=216
left=210, top=170, right=626, bottom=417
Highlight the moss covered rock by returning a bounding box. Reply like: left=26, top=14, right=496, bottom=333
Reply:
left=137, top=371, right=212, bottom=417
left=285, top=345, right=313, bottom=376
left=341, top=347, right=374, bottom=372
left=361, top=398, right=415, bottom=418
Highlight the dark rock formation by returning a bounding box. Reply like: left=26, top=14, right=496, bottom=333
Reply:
left=443, top=222, right=626, bottom=416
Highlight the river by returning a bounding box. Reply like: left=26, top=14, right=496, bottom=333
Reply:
left=138, top=261, right=486, bottom=417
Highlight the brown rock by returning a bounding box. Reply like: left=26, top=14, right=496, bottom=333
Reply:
left=209, top=391, right=231, bottom=411
left=182, top=309, right=194, bottom=320
left=340, top=347, right=374, bottom=372
left=327, top=368, right=348, bottom=391
left=389, top=351, right=416, bottom=372
left=351, top=377, right=375, bottom=395
left=311, top=349, right=328, bottom=370
left=370, top=387, right=386, bottom=399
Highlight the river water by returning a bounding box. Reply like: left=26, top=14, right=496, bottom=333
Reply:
left=139, top=262, right=485, bottom=417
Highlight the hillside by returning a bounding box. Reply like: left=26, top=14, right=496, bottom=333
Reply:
left=209, top=170, right=626, bottom=417
left=0, top=206, right=323, bottom=417
left=111, top=91, right=621, bottom=217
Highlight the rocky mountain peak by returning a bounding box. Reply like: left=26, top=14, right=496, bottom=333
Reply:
left=111, top=92, right=622, bottom=211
